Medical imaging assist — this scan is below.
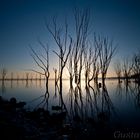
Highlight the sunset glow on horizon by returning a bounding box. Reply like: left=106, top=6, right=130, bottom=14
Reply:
left=1, top=0, right=140, bottom=79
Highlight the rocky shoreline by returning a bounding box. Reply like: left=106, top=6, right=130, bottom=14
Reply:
left=0, top=96, right=71, bottom=139
left=0, top=96, right=118, bottom=140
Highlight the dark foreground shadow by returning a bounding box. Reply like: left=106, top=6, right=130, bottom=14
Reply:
left=1, top=81, right=140, bottom=140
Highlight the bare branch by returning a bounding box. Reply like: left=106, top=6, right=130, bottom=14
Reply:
left=29, top=45, right=47, bottom=70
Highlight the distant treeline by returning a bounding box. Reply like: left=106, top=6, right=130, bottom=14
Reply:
left=0, top=70, right=45, bottom=81
left=114, top=51, right=140, bottom=84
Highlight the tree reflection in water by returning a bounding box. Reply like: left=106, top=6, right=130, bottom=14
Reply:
left=135, top=84, right=140, bottom=108
left=1, top=80, right=6, bottom=94
left=30, top=81, right=50, bottom=110
left=131, top=82, right=140, bottom=108
left=1, top=79, right=140, bottom=138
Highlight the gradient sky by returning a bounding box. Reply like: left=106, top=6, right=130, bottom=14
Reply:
left=0, top=0, right=140, bottom=78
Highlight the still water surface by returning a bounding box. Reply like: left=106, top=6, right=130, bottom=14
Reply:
left=1, top=79, right=140, bottom=131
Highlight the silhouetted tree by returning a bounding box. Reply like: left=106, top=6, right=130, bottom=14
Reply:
left=39, top=74, right=41, bottom=80
left=30, top=73, right=33, bottom=81
left=67, top=47, right=74, bottom=89
left=53, top=68, right=59, bottom=85
left=47, top=17, right=72, bottom=95
left=26, top=73, right=29, bottom=81
left=16, top=73, right=20, bottom=81
left=29, top=40, right=50, bottom=91
left=1, top=68, right=7, bottom=81
left=11, top=72, right=13, bottom=80
left=73, top=9, right=90, bottom=85
left=88, top=38, right=100, bottom=85
left=96, top=35, right=117, bottom=84
left=94, top=63, right=100, bottom=83
left=84, top=45, right=93, bottom=86
left=122, top=58, right=133, bottom=83
left=132, top=51, right=140, bottom=83
left=114, top=61, right=122, bottom=83
left=1, top=68, right=7, bottom=93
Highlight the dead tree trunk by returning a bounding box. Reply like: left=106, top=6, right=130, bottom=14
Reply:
left=84, top=45, right=92, bottom=86
left=29, top=40, right=50, bottom=93
left=132, top=52, right=140, bottom=84
left=73, top=9, right=90, bottom=86
left=1, top=68, right=7, bottom=81
left=47, top=18, right=72, bottom=95
left=67, top=49, right=74, bottom=89
left=114, top=61, right=122, bottom=83
left=95, top=35, right=117, bottom=84
left=122, top=58, right=133, bottom=84
left=88, top=40, right=100, bottom=85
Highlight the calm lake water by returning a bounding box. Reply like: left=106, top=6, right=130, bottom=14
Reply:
left=1, top=79, right=140, bottom=132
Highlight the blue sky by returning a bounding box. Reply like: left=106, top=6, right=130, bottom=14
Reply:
left=0, top=0, right=140, bottom=77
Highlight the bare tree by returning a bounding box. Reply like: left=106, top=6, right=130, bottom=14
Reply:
left=29, top=41, right=50, bottom=90
left=47, top=17, right=72, bottom=95
left=39, top=74, right=41, bottom=80
left=29, top=42, right=50, bottom=110
left=1, top=68, right=7, bottom=81
left=84, top=45, right=93, bottom=86
left=1, top=68, right=7, bottom=94
left=11, top=72, right=14, bottom=80
left=53, top=68, right=59, bottom=85
left=67, top=48, right=74, bottom=88
left=132, top=51, right=140, bottom=83
left=122, top=58, right=133, bottom=83
left=114, top=61, right=122, bottom=83
left=96, top=35, right=117, bottom=84
left=94, top=62, right=100, bottom=83
left=87, top=38, right=100, bottom=85
left=25, top=73, right=28, bottom=88
left=16, top=73, right=19, bottom=80
left=26, top=73, right=29, bottom=81
left=30, top=73, right=33, bottom=81
left=73, top=9, right=90, bottom=85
